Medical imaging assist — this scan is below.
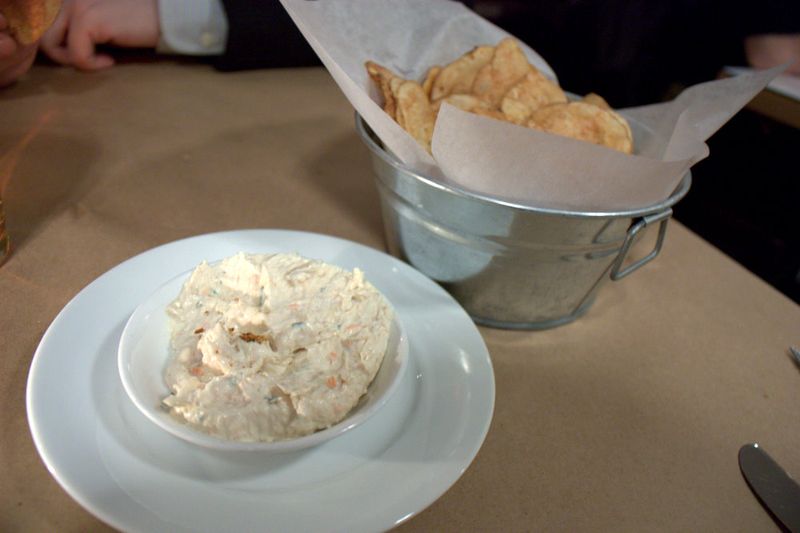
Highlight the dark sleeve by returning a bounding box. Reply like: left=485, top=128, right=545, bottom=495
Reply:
left=212, top=0, right=320, bottom=71
left=738, top=0, right=800, bottom=35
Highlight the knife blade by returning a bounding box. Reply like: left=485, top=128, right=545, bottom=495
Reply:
left=739, top=443, right=800, bottom=532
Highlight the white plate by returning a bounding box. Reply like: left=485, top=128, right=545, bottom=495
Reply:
left=26, top=230, right=495, bottom=533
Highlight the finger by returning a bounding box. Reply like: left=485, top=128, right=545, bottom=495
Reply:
left=40, top=35, right=71, bottom=65
left=0, top=13, right=8, bottom=31
left=39, top=5, right=70, bottom=63
left=66, top=15, right=114, bottom=70
left=40, top=15, right=67, bottom=48
left=42, top=42, right=71, bottom=65
left=83, top=52, right=113, bottom=70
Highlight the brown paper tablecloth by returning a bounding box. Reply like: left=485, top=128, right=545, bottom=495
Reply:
left=2, top=62, right=799, bottom=532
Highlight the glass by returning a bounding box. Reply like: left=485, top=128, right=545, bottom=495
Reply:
left=0, top=193, right=9, bottom=266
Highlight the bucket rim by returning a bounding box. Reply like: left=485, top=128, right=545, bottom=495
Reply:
left=355, top=113, right=692, bottom=219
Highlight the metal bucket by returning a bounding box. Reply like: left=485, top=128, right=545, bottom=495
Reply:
left=355, top=115, right=691, bottom=329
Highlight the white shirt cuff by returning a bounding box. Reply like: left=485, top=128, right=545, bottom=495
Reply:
left=157, top=0, right=228, bottom=56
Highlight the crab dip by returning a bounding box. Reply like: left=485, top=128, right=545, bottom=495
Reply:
left=162, top=252, right=393, bottom=442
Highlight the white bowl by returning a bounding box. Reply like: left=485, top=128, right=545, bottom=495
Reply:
left=118, top=267, right=409, bottom=453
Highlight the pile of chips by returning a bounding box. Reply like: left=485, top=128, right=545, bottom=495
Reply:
left=0, top=0, right=61, bottom=44
left=366, top=38, right=633, bottom=154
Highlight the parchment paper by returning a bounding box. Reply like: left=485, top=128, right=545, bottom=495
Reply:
left=280, top=0, right=780, bottom=211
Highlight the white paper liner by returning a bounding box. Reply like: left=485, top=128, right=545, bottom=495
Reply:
left=280, top=0, right=781, bottom=211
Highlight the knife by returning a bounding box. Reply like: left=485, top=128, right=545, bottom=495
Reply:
left=739, top=443, right=800, bottom=532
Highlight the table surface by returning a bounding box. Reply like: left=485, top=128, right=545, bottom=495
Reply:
left=2, top=61, right=799, bottom=532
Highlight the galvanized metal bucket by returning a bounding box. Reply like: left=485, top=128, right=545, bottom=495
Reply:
left=355, top=115, right=691, bottom=329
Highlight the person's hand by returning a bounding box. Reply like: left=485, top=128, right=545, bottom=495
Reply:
left=745, top=34, right=800, bottom=77
left=0, top=14, right=39, bottom=87
left=40, top=0, right=159, bottom=71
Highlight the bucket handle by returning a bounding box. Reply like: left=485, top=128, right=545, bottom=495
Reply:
left=610, top=208, right=672, bottom=281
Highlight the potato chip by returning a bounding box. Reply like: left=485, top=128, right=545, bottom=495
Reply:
left=500, top=68, right=567, bottom=124
left=582, top=93, right=633, bottom=146
left=366, top=60, right=403, bottom=120
left=365, top=37, right=635, bottom=156
left=430, top=45, right=494, bottom=101
left=471, top=37, right=530, bottom=106
left=527, top=102, right=633, bottom=154
left=581, top=92, right=611, bottom=110
left=578, top=94, right=634, bottom=149
left=422, top=65, right=441, bottom=99
left=471, top=107, right=507, bottom=121
left=617, top=114, right=633, bottom=150
left=394, top=80, right=436, bottom=153
left=431, top=93, right=505, bottom=121
left=0, top=0, right=61, bottom=44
